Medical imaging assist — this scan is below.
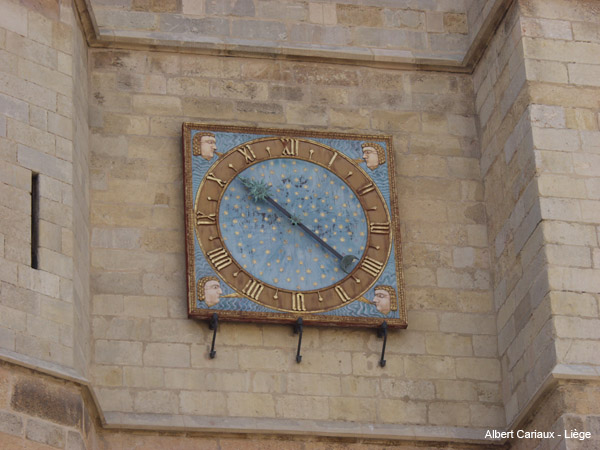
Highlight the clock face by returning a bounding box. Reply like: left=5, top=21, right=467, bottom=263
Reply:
left=183, top=125, right=406, bottom=328
left=218, top=158, right=369, bottom=292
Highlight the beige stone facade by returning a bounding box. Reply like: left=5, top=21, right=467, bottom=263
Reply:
left=0, top=0, right=598, bottom=448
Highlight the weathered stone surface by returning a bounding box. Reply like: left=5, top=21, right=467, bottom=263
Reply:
left=11, top=379, right=82, bottom=427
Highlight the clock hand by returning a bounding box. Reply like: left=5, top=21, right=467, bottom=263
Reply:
left=240, top=177, right=358, bottom=273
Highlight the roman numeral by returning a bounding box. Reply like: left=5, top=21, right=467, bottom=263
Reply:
left=196, top=211, right=216, bottom=225
left=281, top=138, right=299, bottom=156
left=370, top=222, right=390, bottom=234
left=360, top=257, right=384, bottom=277
left=242, top=279, right=264, bottom=300
left=292, top=293, right=306, bottom=311
left=206, top=247, right=232, bottom=270
left=335, top=285, right=351, bottom=303
left=237, top=145, right=257, bottom=163
left=206, top=172, right=226, bottom=188
left=357, top=183, right=375, bottom=196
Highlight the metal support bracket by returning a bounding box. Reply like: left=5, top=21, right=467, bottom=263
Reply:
left=377, top=321, right=388, bottom=367
left=294, top=317, right=303, bottom=363
left=208, top=313, right=218, bottom=359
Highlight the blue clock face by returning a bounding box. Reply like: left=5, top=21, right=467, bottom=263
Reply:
left=219, top=158, right=368, bottom=291
left=193, top=136, right=394, bottom=314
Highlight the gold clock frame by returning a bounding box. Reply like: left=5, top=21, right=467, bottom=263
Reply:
left=183, top=123, right=407, bottom=328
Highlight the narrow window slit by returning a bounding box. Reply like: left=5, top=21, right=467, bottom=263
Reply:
left=31, top=173, right=39, bottom=269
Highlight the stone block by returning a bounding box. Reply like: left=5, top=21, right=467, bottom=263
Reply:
left=123, top=366, right=163, bottom=389
left=426, top=333, right=473, bottom=356
left=426, top=11, right=444, bottom=32
left=191, top=345, right=239, bottom=370
left=352, top=352, right=402, bottom=377
left=95, top=340, right=143, bottom=365
left=572, top=20, right=600, bottom=42
left=27, top=314, right=61, bottom=344
left=131, top=94, right=182, bottom=116
left=48, top=112, right=73, bottom=140
left=93, top=365, right=123, bottom=387
left=379, top=398, right=427, bottom=424
left=92, top=294, right=124, bottom=316
left=103, top=113, right=149, bottom=135
left=91, top=272, right=143, bottom=296
left=286, top=373, right=341, bottom=397
left=329, top=396, right=376, bottom=422
left=546, top=243, right=592, bottom=268
left=166, top=77, right=209, bottom=97
left=524, top=37, right=600, bottom=65
left=530, top=104, right=566, bottom=129
left=0, top=325, right=15, bottom=350
left=336, top=4, right=382, bottom=27
left=435, top=379, right=478, bottom=401
left=143, top=343, right=190, bottom=368
left=456, top=357, right=501, bottom=381
left=380, top=379, right=434, bottom=400
left=230, top=19, right=286, bottom=41
left=17, top=265, right=60, bottom=298
left=540, top=197, right=582, bottom=222
left=567, top=63, right=600, bottom=87
left=439, top=312, right=496, bottom=335
left=539, top=174, right=587, bottom=199
left=371, top=111, right=419, bottom=132
left=384, top=9, right=424, bottom=29
left=406, top=311, right=438, bottom=331
left=252, top=372, right=285, bottom=394
left=521, top=17, right=573, bottom=40
left=550, top=291, right=598, bottom=317
left=66, top=430, right=86, bottom=450
left=94, top=316, right=151, bottom=341
left=96, top=388, right=133, bottom=412
left=11, top=378, right=82, bottom=427
left=275, top=395, right=329, bottom=420
left=150, top=318, right=204, bottom=344
left=0, top=410, right=22, bottom=436
left=17, top=144, right=74, bottom=184
left=566, top=108, right=598, bottom=130
left=554, top=316, right=600, bottom=340
left=556, top=339, right=600, bottom=365
left=443, top=13, right=468, bottom=34
left=285, top=103, right=327, bottom=127
left=91, top=228, right=140, bottom=249
left=574, top=153, right=600, bottom=177
left=38, top=248, right=73, bottom=279
left=340, top=376, right=380, bottom=398
left=429, top=401, right=470, bottom=426
left=227, top=392, right=275, bottom=417
left=328, top=108, right=369, bottom=130
left=26, top=419, right=65, bottom=448
left=543, top=221, right=597, bottom=246
left=134, top=390, right=179, bottom=414
left=0, top=92, right=29, bottom=123
left=405, top=355, right=454, bottom=380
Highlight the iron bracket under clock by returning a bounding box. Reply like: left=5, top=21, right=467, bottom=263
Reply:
left=182, top=124, right=407, bottom=361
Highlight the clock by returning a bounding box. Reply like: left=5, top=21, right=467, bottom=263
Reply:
left=183, top=125, right=406, bottom=328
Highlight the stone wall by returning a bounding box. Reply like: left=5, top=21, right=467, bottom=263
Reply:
left=1, top=0, right=599, bottom=447
left=88, top=47, right=503, bottom=435
left=73, top=0, right=92, bottom=379
left=475, top=0, right=600, bottom=442
left=474, top=1, right=546, bottom=427
left=89, top=0, right=473, bottom=63
left=0, top=360, right=101, bottom=450
left=519, top=0, right=600, bottom=373
left=0, top=0, right=89, bottom=372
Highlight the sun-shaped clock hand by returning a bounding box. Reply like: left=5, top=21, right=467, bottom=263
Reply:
left=240, top=177, right=358, bottom=273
